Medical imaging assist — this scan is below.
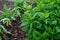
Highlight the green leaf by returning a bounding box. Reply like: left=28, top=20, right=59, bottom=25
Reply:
left=28, top=23, right=32, bottom=34
left=21, top=21, right=29, bottom=26
left=51, top=20, right=57, bottom=25
left=25, top=4, right=32, bottom=10
left=56, top=27, right=60, bottom=33
left=39, top=12, right=49, bottom=19
left=32, top=13, right=38, bottom=19
left=37, top=2, right=45, bottom=10
left=0, top=25, right=11, bottom=34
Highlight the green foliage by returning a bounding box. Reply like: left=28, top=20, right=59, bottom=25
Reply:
left=21, top=0, right=60, bottom=40
left=14, top=0, right=27, bottom=10
left=39, top=12, right=49, bottom=19
left=0, top=4, right=21, bottom=40
left=0, top=0, right=60, bottom=40
left=0, top=5, right=12, bottom=19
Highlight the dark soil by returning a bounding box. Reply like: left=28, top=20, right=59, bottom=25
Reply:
left=0, top=0, right=14, bottom=13
left=2, top=18, right=26, bottom=40
left=0, top=0, right=26, bottom=40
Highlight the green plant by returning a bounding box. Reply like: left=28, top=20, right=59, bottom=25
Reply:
left=0, top=4, right=21, bottom=40
left=21, top=0, right=60, bottom=40
left=0, top=0, right=60, bottom=40
left=14, top=0, right=26, bottom=10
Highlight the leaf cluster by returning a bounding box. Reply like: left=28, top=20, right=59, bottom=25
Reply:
left=0, top=4, right=21, bottom=40
left=21, top=0, right=60, bottom=40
